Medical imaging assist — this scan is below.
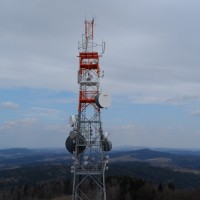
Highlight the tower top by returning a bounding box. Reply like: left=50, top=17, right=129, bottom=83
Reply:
left=78, top=18, right=105, bottom=54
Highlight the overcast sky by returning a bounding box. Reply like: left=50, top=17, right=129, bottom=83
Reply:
left=1, top=0, right=200, bottom=149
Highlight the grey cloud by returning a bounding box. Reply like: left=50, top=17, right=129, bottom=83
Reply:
left=107, top=123, right=200, bottom=149
left=0, top=117, right=68, bottom=148
left=31, top=107, right=62, bottom=115
left=1, top=0, right=200, bottom=105
left=166, top=95, right=200, bottom=105
left=191, top=110, right=200, bottom=116
left=1, top=101, right=20, bottom=109
left=25, top=107, right=67, bottom=121
left=0, top=118, right=37, bottom=131
left=0, top=117, right=199, bottom=148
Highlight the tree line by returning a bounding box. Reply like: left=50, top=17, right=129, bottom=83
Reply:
left=1, top=176, right=200, bottom=200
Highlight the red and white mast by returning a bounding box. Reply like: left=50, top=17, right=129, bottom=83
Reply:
left=66, top=19, right=111, bottom=200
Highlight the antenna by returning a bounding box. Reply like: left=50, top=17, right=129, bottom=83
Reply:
left=78, top=19, right=106, bottom=54
left=66, top=19, right=112, bottom=200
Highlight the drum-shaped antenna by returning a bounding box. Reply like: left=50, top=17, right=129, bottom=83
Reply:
left=65, top=136, right=75, bottom=154
left=65, top=134, right=86, bottom=154
left=101, top=140, right=112, bottom=152
left=95, top=93, right=111, bottom=108
left=69, top=115, right=77, bottom=127
left=77, top=134, right=87, bottom=154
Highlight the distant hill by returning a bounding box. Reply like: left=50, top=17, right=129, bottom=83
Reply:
left=1, top=147, right=200, bottom=170
left=0, top=148, right=70, bottom=169
left=1, top=147, right=200, bottom=189
left=119, top=148, right=173, bottom=160
left=0, top=147, right=67, bottom=155
left=110, top=148, right=200, bottom=170
left=0, top=148, right=34, bottom=155
left=109, top=161, right=200, bottom=189
left=113, top=146, right=200, bottom=156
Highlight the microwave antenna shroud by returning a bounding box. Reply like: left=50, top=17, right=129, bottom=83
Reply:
left=66, top=19, right=112, bottom=200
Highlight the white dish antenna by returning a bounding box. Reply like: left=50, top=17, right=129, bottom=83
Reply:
left=95, top=93, right=111, bottom=108
left=69, top=115, right=77, bottom=127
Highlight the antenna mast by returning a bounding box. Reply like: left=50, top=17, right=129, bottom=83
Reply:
left=66, top=19, right=112, bottom=200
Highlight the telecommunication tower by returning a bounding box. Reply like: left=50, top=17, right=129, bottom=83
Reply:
left=66, top=19, right=112, bottom=200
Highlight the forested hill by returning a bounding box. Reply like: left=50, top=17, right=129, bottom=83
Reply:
left=1, top=147, right=200, bottom=199
left=110, top=148, right=200, bottom=170
left=0, top=147, right=200, bottom=188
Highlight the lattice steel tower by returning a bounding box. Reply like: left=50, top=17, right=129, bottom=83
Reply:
left=66, top=19, right=112, bottom=200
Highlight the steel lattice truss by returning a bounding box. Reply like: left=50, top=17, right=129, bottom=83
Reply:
left=66, top=19, right=111, bottom=200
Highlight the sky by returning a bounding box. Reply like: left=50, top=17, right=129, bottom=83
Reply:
left=1, top=0, right=200, bottom=149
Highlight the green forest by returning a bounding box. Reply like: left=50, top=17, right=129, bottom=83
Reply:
left=1, top=148, right=200, bottom=199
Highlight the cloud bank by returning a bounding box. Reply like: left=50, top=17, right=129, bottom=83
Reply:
left=0, top=0, right=200, bottom=106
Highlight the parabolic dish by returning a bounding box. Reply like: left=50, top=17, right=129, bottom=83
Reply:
left=69, top=130, right=77, bottom=139
left=101, top=140, right=112, bottom=152
left=69, top=115, right=76, bottom=127
left=65, top=135, right=86, bottom=154
left=95, top=93, right=111, bottom=108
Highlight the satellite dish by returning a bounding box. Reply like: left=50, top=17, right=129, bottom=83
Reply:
left=95, top=93, right=111, bottom=108
left=65, top=135, right=86, bottom=154
left=69, top=130, right=77, bottom=139
left=84, top=161, right=88, bottom=166
left=69, top=115, right=77, bottom=127
left=101, top=140, right=112, bottom=152
left=103, top=132, right=108, bottom=139
left=65, top=137, right=76, bottom=154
